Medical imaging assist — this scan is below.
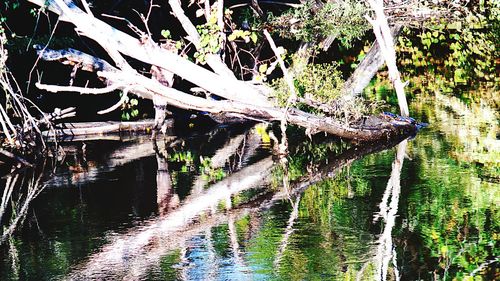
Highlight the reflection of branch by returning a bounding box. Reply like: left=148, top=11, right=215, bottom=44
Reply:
left=273, top=194, right=301, bottom=268
left=228, top=215, right=245, bottom=267
left=283, top=135, right=410, bottom=200
left=65, top=157, right=274, bottom=280
left=191, top=129, right=262, bottom=194
left=191, top=133, right=246, bottom=194
left=63, top=136, right=408, bottom=279
left=372, top=140, right=407, bottom=281
left=154, top=140, right=179, bottom=216
left=45, top=136, right=171, bottom=188
left=0, top=165, right=47, bottom=243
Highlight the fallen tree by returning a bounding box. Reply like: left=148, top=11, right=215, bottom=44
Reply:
left=26, top=0, right=420, bottom=142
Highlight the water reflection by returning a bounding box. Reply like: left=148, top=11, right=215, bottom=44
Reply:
left=52, top=127, right=403, bottom=279
left=372, top=140, right=407, bottom=281
left=1, top=98, right=497, bottom=280
left=153, top=140, right=179, bottom=216
left=0, top=163, right=47, bottom=243
left=0, top=162, right=48, bottom=280
left=61, top=126, right=274, bottom=279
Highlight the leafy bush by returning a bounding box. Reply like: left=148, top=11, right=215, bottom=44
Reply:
left=269, top=0, right=368, bottom=47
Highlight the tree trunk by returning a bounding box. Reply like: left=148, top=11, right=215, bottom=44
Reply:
left=343, top=25, right=402, bottom=96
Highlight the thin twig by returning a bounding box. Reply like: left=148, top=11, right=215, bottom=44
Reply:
left=80, top=0, right=94, bottom=17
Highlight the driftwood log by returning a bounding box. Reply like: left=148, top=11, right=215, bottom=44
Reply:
left=30, top=0, right=418, bottom=142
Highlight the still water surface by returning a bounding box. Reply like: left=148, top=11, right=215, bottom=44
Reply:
left=0, top=94, right=498, bottom=280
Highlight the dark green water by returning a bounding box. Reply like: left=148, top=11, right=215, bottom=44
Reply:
left=0, top=94, right=498, bottom=280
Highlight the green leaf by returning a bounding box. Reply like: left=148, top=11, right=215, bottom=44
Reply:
left=228, top=33, right=237, bottom=41
left=250, top=32, right=258, bottom=44
left=161, top=30, right=171, bottom=39
left=258, top=64, right=268, bottom=73
left=121, top=112, right=130, bottom=121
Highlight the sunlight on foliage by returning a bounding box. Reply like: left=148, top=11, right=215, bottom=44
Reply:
left=269, top=0, right=368, bottom=47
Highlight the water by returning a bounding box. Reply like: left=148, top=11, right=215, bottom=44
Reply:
left=0, top=94, right=498, bottom=280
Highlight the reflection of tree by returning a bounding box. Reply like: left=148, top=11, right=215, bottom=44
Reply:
left=372, top=140, right=407, bottom=281
left=418, top=92, right=499, bottom=179
left=65, top=156, right=274, bottom=280
left=0, top=162, right=48, bottom=278
left=153, top=140, right=179, bottom=216
left=45, top=135, right=176, bottom=188
left=274, top=194, right=301, bottom=268
left=397, top=119, right=499, bottom=279
left=62, top=132, right=410, bottom=279
left=389, top=94, right=500, bottom=279
left=1, top=164, right=47, bottom=243
left=267, top=137, right=409, bottom=280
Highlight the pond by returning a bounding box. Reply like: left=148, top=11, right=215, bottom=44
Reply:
left=0, top=92, right=498, bottom=280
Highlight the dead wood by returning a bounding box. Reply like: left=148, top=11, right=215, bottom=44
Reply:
left=343, top=25, right=402, bottom=96
left=28, top=0, right=271, bottom=106
left=29, top=0, right=418, bottom=142
left=366, top=0, right=409, bottom=116
left=37, top=46, right=417, bottom=141
left=41, top=119, right=172, bottom=139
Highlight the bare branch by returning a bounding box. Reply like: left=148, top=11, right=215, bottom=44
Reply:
left=168, top=0, right=235, bottom=78
left=80, top=0, right=93, bottom=16
left=263, top=29, right=297, bottom=103
left=97, top=88, right=130, bottom=115
left=35, top=83, right=121, bottom=94
left=28, top=0, right=271, bottom=105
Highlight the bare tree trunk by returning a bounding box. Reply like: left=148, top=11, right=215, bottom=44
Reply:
left=343, top=25, right=402, bottom=96
left=366, top=0, right=409, bottom=117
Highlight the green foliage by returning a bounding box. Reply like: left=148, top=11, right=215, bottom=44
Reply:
left=272, top=62, right=375, bottom=123
left=199, top=157, right=226, bottom=184
left=160, top=29, right=171, bottom=39
left=397, top=4, right=498, bottom=90
left=1, top=0, right=20, bottom=14
left=227, top=29, right=258, bottom=44
left=296, top=63, right=345, bottom=103
left=272, top=63, right=344, bottom=106
left=269, top=0, right=368, bottom=47
left=194, top=6, right=223, bottom=64
left=119, top=93, right=139, bottom=121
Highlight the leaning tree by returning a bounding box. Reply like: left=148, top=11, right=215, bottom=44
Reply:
left=4, top=0, right=469, bottom=147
